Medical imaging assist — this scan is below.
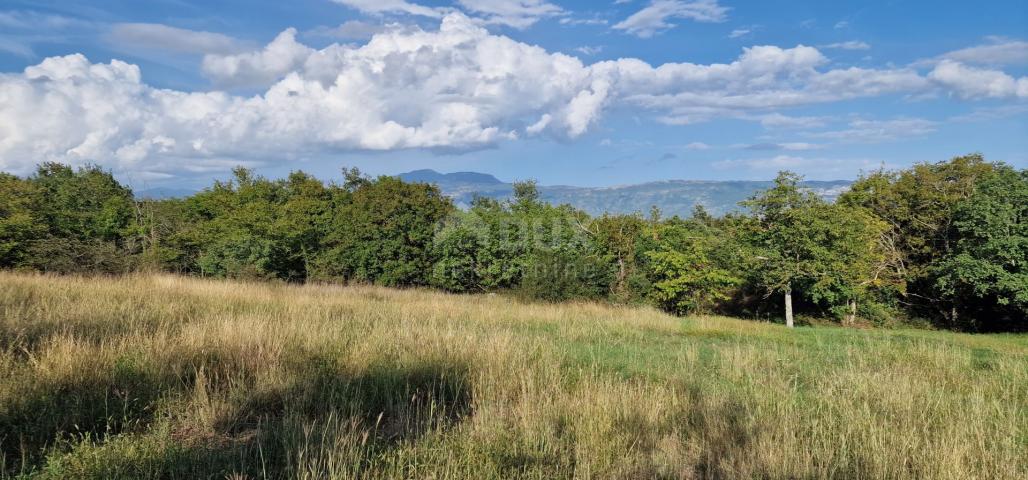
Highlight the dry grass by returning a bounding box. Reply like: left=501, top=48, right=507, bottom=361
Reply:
left=0, top=271, right=1025, bottom=479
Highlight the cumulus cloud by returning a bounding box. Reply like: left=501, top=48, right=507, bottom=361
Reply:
left=614, top=0, right=729, bottom=38
left=928, top=60, right=1028, bottom=99
left=202, top=28, right=313, bottom=87
left=108, top=23, right=249, bottom=55
left=626, top=46, right=928, bottom=124
left=2, top=13, right=1026, bottom=181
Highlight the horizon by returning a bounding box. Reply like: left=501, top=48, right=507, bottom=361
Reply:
left=133, top=166, right=857, bottom=197
left=1, top=0, right=1026, bottom=189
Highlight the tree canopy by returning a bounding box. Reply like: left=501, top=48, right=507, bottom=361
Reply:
left=1, top=155, right=1023, bottom=331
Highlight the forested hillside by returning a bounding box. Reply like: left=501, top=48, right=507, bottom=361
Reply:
left=1, top=154, right=1024, bottom=331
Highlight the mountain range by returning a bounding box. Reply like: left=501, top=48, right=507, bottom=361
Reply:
left=397, top=169, right=851, bottom=217
left=137, top=170, right=851, bottom=218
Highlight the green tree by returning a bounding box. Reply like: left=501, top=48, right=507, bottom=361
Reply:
left=518, top=246, right=613, bottom=303
left=840, top=154, right=999, bottom=326
left=0, top=173, right=41, bottom=268
left=646, top=222, right=741, bottom=315
left=430, top=212, right=484, bottom=292
left=185, top=168, right=288, bottom=279
left=23, top=163, right=137, bottom=273
left=744, top=172, right=819, bottom=327
left=318, top=172, right=452, bottom=286
left=589, top=214, right=647, bottom=301
left=803, top=205, right=890, bottom=325
left=933, top=166, right=1027, bottom=330
left=274, top=171, right=334, bottom=278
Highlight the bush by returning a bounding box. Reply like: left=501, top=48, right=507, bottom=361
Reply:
left=518, top=248, right=613, bottom=302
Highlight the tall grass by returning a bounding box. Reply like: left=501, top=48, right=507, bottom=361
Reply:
left=0, top=272, right=1025, bottom=479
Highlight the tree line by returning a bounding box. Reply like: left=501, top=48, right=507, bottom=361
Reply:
left=1, top=154, right=1024, bottom=331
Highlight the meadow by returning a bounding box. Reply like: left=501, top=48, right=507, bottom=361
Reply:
left=0, top=272, right=1025, bottom=479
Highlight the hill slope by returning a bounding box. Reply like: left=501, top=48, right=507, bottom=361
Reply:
left=1, top=272, right=1024, bottom=479
left=398, top=170, right=851, bottom=216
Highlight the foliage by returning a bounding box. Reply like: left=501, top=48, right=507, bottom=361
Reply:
left=11, top=164, right=137, bottom=273
left=646, top=221, right=741, bottom=314
left=933, top=166, right=1028, bottom=330
left=0, top=173, right=41, bottom=268
left=430, top=213, right=484, bottom=293
left=839, top=154, right=1019, bottom=329
left=0, top=154, right=1024, bottom=330
left=318, top=173, right=452, bottom=286
left=518, top=247, right=613, bottom=303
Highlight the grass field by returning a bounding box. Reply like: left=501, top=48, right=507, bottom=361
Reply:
left=0, top=272, right=1025, bottom=479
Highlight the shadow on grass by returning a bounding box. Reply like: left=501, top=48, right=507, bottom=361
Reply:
left=1, top=352, right=473, bottom=479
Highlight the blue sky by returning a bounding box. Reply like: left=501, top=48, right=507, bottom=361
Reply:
left=1, top=0, right=1026, bottom=189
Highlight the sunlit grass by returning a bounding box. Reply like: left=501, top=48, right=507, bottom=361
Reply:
left=0, top=272, right=1025, bottom=479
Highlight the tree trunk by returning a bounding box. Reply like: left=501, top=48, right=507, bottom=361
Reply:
left=846, top=299, right=857, bottom=326
left=784, top=284, right=794, bottom=328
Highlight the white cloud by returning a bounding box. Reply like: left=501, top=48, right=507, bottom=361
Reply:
left=928, top=60, right=1028, bottom=99
left=456, top=0, right=564, bottom=29
left=0, top=10, right=83, bottom=30
left=0, top=11, right=94, bottom=59
left=0, top=37, right=33, bottom=57
left=821, top=40, right=870, bottom=51
left=559, top=17, right=608, bottom=26
left=938, top=37, right=1028, bottom=66
left=613, top=0, right=729, bottom=38
left=330, top=0, right=446, bottom=18
left=2, top=13, right=1026, bottom=181
left=575, top=45, right=603, bottom=55
left=627, top=46, right=929, bottom=124
left=757, top=113, right=828, bottom=129
left=108, top=23, right=249, bottom=55
left=834, top=21, right=849, bottom=29
left=950, top=104, right=1028, bottom=123
left=306, top=20, right=388, bottom=41
left=202, top=28, right=313, bottom=87
left=685, top=141, right=710, bottom=149
left=745, top=142, right=822, bottom=151
left=714, top=154, right=807, bottom=169
left=331, top=0, right=565, bottom=29
left=713, top=155, right=884, bottom=178
left=809, top=118, right=938, bottom=142
left=728, top=28, right=750, bottom=39
left=0, top=15, right=593, bottom=178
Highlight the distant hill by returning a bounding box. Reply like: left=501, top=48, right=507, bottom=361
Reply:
left=136, top=187, right=199, bottom=200
left=399, top=169, right=505, bottom=185
left=398, top=170, right=851, bottom=217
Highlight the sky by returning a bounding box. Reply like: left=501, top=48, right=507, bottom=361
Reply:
left=1, top=0, right=1026, bottom=189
